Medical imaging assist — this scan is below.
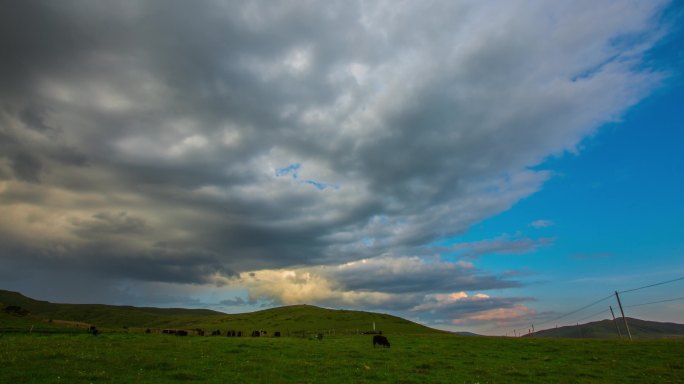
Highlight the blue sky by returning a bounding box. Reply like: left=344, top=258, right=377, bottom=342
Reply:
left=451, top=20, right=684, bottom=334
left=1, top=1, right=682, bottom=335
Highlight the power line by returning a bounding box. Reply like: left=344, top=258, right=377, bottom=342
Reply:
left=535, top=293, right=614, bottom=328
left=576, top=308, right=610, bottom=323
left=619, top=276, right=684, bottom=294
left=625, top=297, right=684, bottom=308
left=512, top=276, right=684, bottom=334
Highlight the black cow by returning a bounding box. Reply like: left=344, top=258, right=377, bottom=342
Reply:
left=251, top=330, right=260, bottom=337
left=211, top=330, right=221, bottom=336
left=176, top=330, right=188, bottom=336
left=145, top=328, right=151, bottom=334
left=373, top=335, right=390, bottom=348
left=89, top=326, right=99, bottom=336
left=274, top=331, right=281, bottom=337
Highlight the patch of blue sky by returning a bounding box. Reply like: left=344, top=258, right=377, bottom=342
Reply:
left=570, top=54, right=622, bottom=82
left=275, top=163, right=301, bottom=178
left=276, top=162, right=339, bottom=191
left=303, top=179, right=339, bottom=191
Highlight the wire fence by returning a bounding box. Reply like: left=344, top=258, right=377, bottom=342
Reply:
left=507, top=276, right=684, bottom=338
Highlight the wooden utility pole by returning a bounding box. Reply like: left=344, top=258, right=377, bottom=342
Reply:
left=615, top=291, right=632, bottom=341
left=609, top=305, right=622, bottom=338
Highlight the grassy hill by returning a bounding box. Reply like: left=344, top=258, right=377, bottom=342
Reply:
left=0, top=289, right=226, bottom=330
left=530, top=317, right=684, bottom=339
left=205, top=304, right=440, bottom=336
left=0, top=289, right=439, bottom=335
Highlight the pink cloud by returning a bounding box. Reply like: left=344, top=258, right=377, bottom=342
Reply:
left=452, top=304, right=536, bottom=325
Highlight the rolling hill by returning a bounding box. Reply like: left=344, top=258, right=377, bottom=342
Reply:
left=529, top=317, right=684, bottom=339
left=0, top=289, right=439, bottom=335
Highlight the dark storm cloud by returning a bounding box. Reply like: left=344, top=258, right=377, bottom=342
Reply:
left=325, top=257, right=520, bottom=294
left=0, top=0, right=671, bottom=307
left=71, top=211, right=147, bottom=237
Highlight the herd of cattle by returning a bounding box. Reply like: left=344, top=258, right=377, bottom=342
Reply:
left=154, top=328, right=275, bottom=337
left=89, top=326, right=390, bottom=347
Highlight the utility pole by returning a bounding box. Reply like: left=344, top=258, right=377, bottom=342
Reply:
left=615, top=291, right=632, bottom=341
left=609, top=305, right=622, bottom=338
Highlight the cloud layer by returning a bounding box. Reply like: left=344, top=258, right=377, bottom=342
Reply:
left=0, top=0, right=671, bottom=329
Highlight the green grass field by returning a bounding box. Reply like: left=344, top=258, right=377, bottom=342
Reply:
left=1, top=332, right=683, bottom=383
left=2, top=290, right=684, bottom=383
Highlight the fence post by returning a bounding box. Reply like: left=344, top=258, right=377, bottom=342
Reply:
left=615, top=291, right=632, bottom=341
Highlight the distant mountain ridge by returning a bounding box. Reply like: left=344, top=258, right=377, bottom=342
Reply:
left=528, top=318, right=684, bottom=339
left=0, top=289, right=440, bottom=335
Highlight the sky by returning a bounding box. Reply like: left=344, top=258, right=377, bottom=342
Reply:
left=1, top=1, right=682, bottom=336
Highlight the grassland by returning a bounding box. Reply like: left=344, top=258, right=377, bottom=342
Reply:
left=2, top=289, right=683, bottom=383
left=1, top=332, right=683, bottom=383
left=0, top=289, right=437, bottom=336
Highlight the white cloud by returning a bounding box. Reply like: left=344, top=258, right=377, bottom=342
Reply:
left=215, top=255, right=518, bottom=310
left=531, top=220, right=554, bottom=229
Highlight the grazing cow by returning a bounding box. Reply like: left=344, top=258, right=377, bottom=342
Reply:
left=373, top=335, right=390, bottom=348
left=274, top=331, right=281, bottom=337
left=88, top=326, right=99, bottom=336
left=176, top=330, right=188, bottom=336
left=145, top=328, right=151, bottom=334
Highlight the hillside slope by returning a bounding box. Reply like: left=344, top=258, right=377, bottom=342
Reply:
left=0, top=290, right=225, bottom=329
left=207, top=304, right=440, bottom=335
left=0, top=289, right=440, bottom=335
left=530, top=318, right=684, bottom=339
